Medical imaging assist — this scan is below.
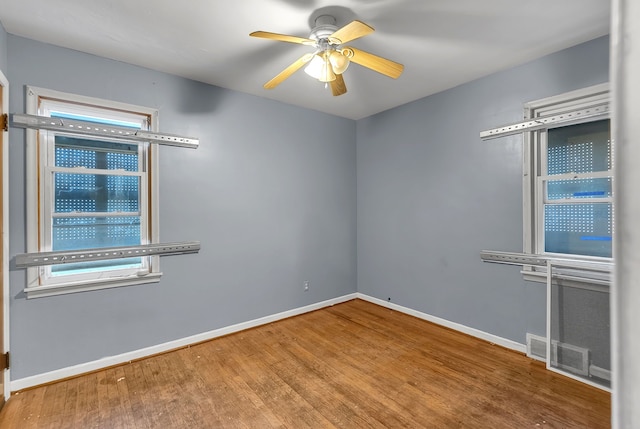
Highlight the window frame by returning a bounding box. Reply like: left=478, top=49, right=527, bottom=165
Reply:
left=25, top=86, right=161, bottom=298
left=522, top=83, right=611, bottom=283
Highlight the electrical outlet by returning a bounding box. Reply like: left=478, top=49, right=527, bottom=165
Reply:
left=304, top=280, right=310, bottom=291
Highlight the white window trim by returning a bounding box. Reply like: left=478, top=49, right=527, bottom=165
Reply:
left=25, top=86, right=161, bottom=298
left=522, top=83, right=611, bottom=284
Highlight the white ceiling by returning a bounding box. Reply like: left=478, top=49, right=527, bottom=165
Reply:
left=0, top=0, right=610, bottom=120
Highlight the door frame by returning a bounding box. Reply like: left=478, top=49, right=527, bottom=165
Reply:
left=0, top=69, right=10, bottom=402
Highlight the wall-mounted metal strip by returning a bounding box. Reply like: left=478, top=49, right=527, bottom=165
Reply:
left=15, top=241, right=201, bottom=268
left=10, top=113, right=199, bottom=149
left=480, top=103, right=609, bottom=140
left=481, top=250, right=613, bottom=271
left=480, top=250, right=548, bottom=266
left=480, top=250, right=613, bottom=272
left=481, top=249, right=612, bottom=287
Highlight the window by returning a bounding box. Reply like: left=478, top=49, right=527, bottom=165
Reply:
left=25, top=87, right=161, bottom=297
left=542, top=120, right=612, bottom=257
left=523, top=83, right=611, bottom=281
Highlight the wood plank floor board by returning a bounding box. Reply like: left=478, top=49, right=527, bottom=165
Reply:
left=41, top=376, right=68, bottom=429
left=121, top=361, right=152, bottom=429
left=0, top=299, right=610, bottom=428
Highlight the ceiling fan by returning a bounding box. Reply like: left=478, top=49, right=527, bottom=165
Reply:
left=250, top=15, right=404, bottom=96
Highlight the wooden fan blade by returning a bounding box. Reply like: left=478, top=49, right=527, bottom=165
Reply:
left=330, top=74, right=347, bottom=96
left=264, top=53, right=314, bottom=89
left=343, top=47, right=404, bottom=79
left=329, top=20, right=374, bottom=45
left=250, top=31, right=316, bottom=45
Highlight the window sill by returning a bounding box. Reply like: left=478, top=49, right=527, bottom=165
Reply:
left=24, top=272, right=162, bottom=299
left=521, top=266, right=610, bottom=293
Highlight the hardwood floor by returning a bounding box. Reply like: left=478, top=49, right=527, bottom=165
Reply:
left=0, top=299, right=610, bottom=428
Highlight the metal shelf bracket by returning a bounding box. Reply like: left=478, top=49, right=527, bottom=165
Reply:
left=10, top=113, right=199, bottom=149
left=16, top=241, right=201, bottom=268
left=480, top=104, right=609, bottom=140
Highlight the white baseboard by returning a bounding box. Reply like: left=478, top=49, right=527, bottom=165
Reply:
left=356, top=293, right=526, bottom=354
left=11, top=293, right=358, bottom=392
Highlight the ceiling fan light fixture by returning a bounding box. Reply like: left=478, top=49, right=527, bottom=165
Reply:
left=304, top=53, right=336, bottom=82
left=303, top=54, right=323, bottom=79
left=329, top=50, right=350, bottom=74
left=320, top=51, right=337, bottom=82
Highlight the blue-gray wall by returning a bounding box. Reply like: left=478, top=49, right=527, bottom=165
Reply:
left=356, top=36, right=610, bottom=343
left=7, top=35, right=357, bottom=379
left=0, top=22, right=7, bottom=73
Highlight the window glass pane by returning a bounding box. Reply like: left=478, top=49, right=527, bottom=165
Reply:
left=51, top=111, right=143, bottom=130
left=54, top=172, right=139, bottom=213
left=55, top=136, right=139, bottom=172
left=547, top=177, right=612, bottom=200
left=52, top=216, right=141, bottom=251
left=51, top=214, right=143, bottom=276
left=544, top=203, right=612, bottom=257
left=547, top=119, right=611, bottom=175
left=51, top=258, right=142, bottom=276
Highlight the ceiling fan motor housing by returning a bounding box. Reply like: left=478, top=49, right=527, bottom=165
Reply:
left=310, top=15, right=339, bottom=42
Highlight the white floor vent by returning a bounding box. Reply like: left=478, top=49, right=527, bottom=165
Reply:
left=551, top=341, right=590, bottom=376
left=526, top=334, right=590, bottom=376
left=526, top=333, right=547, bottom=362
